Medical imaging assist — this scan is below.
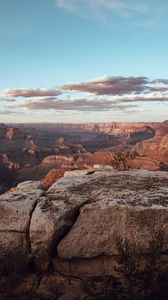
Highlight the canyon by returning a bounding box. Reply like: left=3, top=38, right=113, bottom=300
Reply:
left=0, top=121, right=168, bottom=193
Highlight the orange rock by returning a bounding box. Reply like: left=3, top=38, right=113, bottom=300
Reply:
left=41, top=169, right=66, bottom=190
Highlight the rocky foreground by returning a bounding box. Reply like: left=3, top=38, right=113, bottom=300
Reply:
left=0, top=169, right=168, bottom=299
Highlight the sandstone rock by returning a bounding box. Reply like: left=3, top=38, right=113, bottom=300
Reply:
left=64, top=166, right=114, bottom=178
left=0, top=189, right=43, bottom=274
left=134, top=133, right=168, bottom=168
left=41, top=168, right=65, bottom=190
left=30, top=187, right=89, bottom=267
left=13, top=274, right=39, bottom=297
left=53, top=255, right=120, bottom=278
left=47, top=174, right=93, bottom=193
left=57, top=170, right=168, bottom=259
left=16, top=180, right=43, bottom=191
left=0, top=190, right=43, bottom=232
left=58, top=203, right=168, bottom=259
left=1, top=169, right=168, bottom=299
left=128, top=156, right=162, bottom=171
left=64, top=169, right=94, bottom=177
left=37, top=272, right=87, bottom=300
left=0, top=232, right=29, bottom=274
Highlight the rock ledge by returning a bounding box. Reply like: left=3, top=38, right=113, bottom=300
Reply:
left=0, top=170, right=168, bottom=299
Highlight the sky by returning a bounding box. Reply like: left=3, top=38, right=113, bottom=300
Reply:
left=0, top=0, right=168, bottom=123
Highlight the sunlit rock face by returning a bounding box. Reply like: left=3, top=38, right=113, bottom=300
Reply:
left=134, top=133, right=168, bottom=167
left=0, top=169, right=168, bottom=299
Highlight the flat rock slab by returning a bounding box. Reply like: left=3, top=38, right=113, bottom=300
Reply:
left=57, top=170, right=168, bottom=259
left=59, top=170, right=168, bottom=207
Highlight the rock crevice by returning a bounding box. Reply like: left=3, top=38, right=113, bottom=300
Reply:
left=1, top=170, right=168, bottom=299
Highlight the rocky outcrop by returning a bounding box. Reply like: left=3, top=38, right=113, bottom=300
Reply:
left=134, top=133, right=168, bottom=168
left=0, top=170, right=168, bottom=299
left=42, top=155, right=74, bottom=164
left=41, top=169, right=66, bottom=190
left=128, top=156, right=163, bottom=171
left=0, top=181, right=43, bottom=274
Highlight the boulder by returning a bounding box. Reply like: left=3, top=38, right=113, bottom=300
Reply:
left=0, top=189, right=43, bottom=273
left=0, top=190, right=43, bottom=232
left=30, top=176, right=90, bottom=267
left=58, top=202, right=168, bottom=259
left=1, top=169, right=168, bottom=299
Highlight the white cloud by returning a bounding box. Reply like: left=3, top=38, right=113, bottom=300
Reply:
left=55, top=0, right=151, bottom=17
left=54, top=0, right=168, bottom=28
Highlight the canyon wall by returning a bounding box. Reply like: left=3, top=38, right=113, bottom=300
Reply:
left=1, top=121, right=168, bottom=192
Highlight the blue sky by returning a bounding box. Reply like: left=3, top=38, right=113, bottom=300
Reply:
left=0, top=0, right=168, bottom=123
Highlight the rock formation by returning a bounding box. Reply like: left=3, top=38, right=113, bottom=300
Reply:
left=134, top=128, right=168, bottom=169
left=41, top=169, right=66, bottom=190
left=42, top=155, right=74, bottom=164
left=0, top=169, right=168, bottom=299
left=1, top=121, right=168, bottom=188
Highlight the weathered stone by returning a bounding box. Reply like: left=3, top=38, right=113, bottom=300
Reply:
left=0, top=232, right=29, bottom=274
left=64, top=169, right=94, bottom=178
left=37, top=272, right=87, bottom=300
left=0, top=190, right=43, bottom=232
left=53, top=255, right=120, bottom=278
left=16, top=180, right=43, bottom=191
left=57, top=203, right=168, bottom=259
left=0, top=189, right=43, bottom=275
left=30, top=190, right=88, bottom=267
left=1, top=170, right=168, bottom=299
left=56, top=170, right=168, bottom=259
left=47, top=174, right=93, bottom=194
left=13, top=274, right=39, bottom=297
left=64, top=166, right=114, bottom=178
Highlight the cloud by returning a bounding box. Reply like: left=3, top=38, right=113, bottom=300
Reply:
left=0, top=109, right=14, bottom=115
left=149, top=86, right=168, bottom=92
left=55, top=0, right=79, bottom=12
left=2, top=75, right=168, bottom=121
left=0, top=97, right=16, bottom=102
left=17, top=97, right=137, bottom=112
left=0, top=88, right=60, bottom=98
left=61, top=76, right=168, bottom=103
left=55, top=0, right=148, bottom=15
left=55, top=0, right=168, bottom=29
left=55, top=0, right=168, bottom=20
left=62, top=76, right=148, bottom=95
left=152, top=79, right=168, bottom=85
left=116, top=94, right=168, bottom=103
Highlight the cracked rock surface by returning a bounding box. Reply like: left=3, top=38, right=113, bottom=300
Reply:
left=0, top=170, right=168, bottom=299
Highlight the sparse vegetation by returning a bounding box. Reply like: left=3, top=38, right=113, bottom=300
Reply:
left=110, top=151, right=134, bottom=171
